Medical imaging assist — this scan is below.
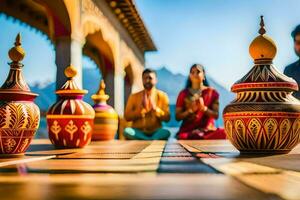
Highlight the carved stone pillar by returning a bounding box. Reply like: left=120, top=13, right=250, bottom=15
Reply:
left=104, top=71, right=115, bottom=106
left=113, top=37, right=125, bottom=116
left=55, top=37, right=83, bottom=90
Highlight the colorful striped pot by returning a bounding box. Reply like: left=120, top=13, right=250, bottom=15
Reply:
left=91, top=80, right=118, bottom=140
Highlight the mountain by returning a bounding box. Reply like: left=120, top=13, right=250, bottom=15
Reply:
left=30, top=67, right=234, bottom=136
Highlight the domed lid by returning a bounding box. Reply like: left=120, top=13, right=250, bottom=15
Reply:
left=249, top=16, right=277, bottom=62
left=56, top=65, right=88, bottom=97
left=231, top=16, right=298, bottom=93
left=0, top=33, right=38, bottom=101
left=91, top=79, right=109, bottom=104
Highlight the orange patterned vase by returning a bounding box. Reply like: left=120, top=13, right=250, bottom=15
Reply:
left=0, top=34, right=40, bottom=156
left=47, top=65, right=95, bottom=148
left=91, top=80, right=118, bottom=140
left=223, top=16, right=300, bottom=154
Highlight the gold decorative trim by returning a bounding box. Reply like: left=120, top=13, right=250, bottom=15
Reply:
left=47, top=115, right=94, bottom=119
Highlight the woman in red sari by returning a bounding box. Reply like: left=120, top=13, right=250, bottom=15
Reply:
left=175, top=64, right=226, bottom=140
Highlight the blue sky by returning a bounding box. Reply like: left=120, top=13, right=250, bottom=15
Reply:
left=0, top=0, right=300, bottom=89
left=135, top=0, right=300, bottom=88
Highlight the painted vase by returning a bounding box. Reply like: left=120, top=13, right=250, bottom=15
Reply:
left=91, top=80, right=118, bottom=140
left=47, top=65, right=95, bottom=148
left=0, top=34, right=40, bottom=156
left=223, top=16, right=300, bottom=154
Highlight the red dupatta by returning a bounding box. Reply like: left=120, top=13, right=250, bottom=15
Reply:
left=177, top=87, right=217, bottom=133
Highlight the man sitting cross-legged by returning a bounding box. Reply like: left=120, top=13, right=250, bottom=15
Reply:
left=124, top=68, right=171, bottom=140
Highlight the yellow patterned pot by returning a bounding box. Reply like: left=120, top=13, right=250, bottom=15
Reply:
left=91, top=80, right=118, bottom=140
left=223, top=16, right=300, bottom=154
left=0, top=34, right=40, bottom=156
left=47, top=65, right=95, bottom=148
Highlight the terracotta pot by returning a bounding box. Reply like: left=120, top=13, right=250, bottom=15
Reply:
left=0, top=34, right=40, bottom=156
left=91, top=80, right=118, bottom=140
left=47, top=65, right=95, bottom=148
left=223, top=16, right=300, bottom=154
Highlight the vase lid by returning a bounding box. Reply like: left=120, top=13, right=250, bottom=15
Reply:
left=249, top=16, right=277, bottom=62
left=0, top=33, right=38, bottom=101
left=91, top=79, right=109, bottom=104
left=56, top=65, right=88, bottom=96
left=231, top=16, right=298, bottom=93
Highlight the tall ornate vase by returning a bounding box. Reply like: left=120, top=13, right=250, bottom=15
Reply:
left=91, top=80, right=118, bottom=140
left=0, top=34, right=40, bottom=156
left=47, top=65, right=95, bottom=148
left=223, top=16, right=300, bottom=154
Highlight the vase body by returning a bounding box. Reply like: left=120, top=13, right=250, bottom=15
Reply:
left=223, top=64, right=300, bottom=154
left=47, top=98, right=94, bottom=148
left=92, top=102, right=118, bottom=140
left=0, top=101, right=40, bottom=155
left=46, top=65, right=95, bottom=148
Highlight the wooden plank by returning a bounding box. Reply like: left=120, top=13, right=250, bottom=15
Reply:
left=21, top=141, right=165, bottom=173
left=23, top=158, right=161, bottom=173
left=179, top=141, right=201, bottom=153
left=202, top=157, right=300, bottom=200
left=158, top=142, right=218, bottom=173
left=0, top=155, right=55, bottom=167
left=208, top=161, right=281, bottom=175
left=245, top=154, right=300, bottom=172
left=236, top=171, right=300, bottom=200
left=57, top=152, right=136, bottom=159
left=0, top=174, right=272, bottom=200
left=26, top=140, right=153, bottom=156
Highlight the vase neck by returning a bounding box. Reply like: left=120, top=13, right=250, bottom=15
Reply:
left=1, top=62, right=30, bottom=91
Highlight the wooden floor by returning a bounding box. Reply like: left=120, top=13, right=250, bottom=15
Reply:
left=0, top=139, right=299, bottom=200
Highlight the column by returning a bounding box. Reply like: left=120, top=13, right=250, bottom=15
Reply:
left=55, top=37, right=83, bottom=90
left=124, top=76, right=132, bottom=106
left=114, top=69, right=125, bottom=116
left=131, top=65, right=143, bottom=93
left=104, top=71, right=115, bottom=106
left=113, top=37, right=125, bottom=116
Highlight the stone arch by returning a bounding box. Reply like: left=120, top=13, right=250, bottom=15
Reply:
left=83, top=27, right=116, bottom=106
left=121, top=41, right=144, bottom=93
left=81, top=1, right=119, bottom=57
left=0, top=0, right=88, bottom=90
left=81, top=1, right=123, bottom=106
left=38, top=0, right=72, bottom=40
left=0, top=0, right=72, bottom=41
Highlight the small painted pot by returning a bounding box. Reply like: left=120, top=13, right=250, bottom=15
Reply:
left=223, top=17, right=300, bottom=154
left=0, top=34, right=40, bottom=156
left=47, top=65, right=95, bottom=148
left=91, top=80, right=118, bottom=140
